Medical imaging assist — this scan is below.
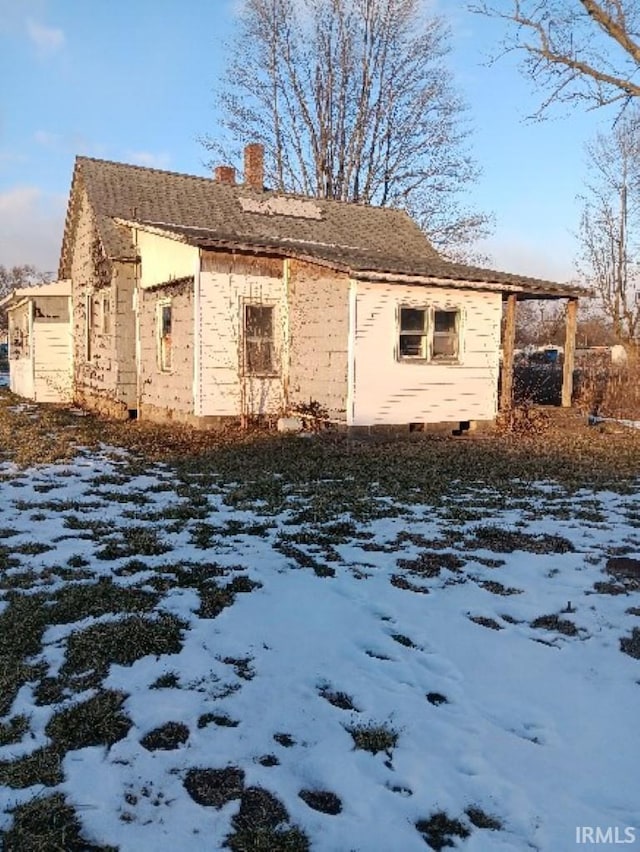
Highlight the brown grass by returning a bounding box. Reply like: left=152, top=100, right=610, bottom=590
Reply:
left=574, top=353, right=640, bottom=420
left=3, top=388, right=640, bottom=494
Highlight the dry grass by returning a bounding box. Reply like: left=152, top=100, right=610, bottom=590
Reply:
left=574, top=354, right=640, bottom=420
left=2, top=793, right=117, bottom=851
left=3, top=389, right=640, bottom=504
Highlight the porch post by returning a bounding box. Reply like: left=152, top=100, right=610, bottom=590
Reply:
left=562, top=297, right=578, bottom=407
left=500, top=294, right=517, bottom=411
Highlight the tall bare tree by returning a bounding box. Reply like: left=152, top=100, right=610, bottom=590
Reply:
left=577, top=109, right=640, bottom=341
left=470, top=1, right=640, bottom=114
left=204, top=0, right=492, bottom=259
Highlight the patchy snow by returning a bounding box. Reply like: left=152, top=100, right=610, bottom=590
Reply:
left=0, top=449, right=639, bottom=851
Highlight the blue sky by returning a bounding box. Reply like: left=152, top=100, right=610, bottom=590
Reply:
left=0, top=0, right=613, bottom=280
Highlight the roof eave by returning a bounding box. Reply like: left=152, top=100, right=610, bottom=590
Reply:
left=349, top=268, right=587, bottom=299
left=0, top=280, right=72, bottom=310
left=108, top=217, right=587, bottom=298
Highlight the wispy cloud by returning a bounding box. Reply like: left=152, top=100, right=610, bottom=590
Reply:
left=0, top=186, right=65, bottom=272
left=0, top=149, right=28, bottom=168
left=126, top=151, right=171, bottom=170
left=32, top=130, right=98, bottom=158
left=26, top=17, right=65, bottom=55
left=34, top=130, right=61, bottom=148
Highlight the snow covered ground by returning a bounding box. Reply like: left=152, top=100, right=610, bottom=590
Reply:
left=0, top=446, right=639, bottom=851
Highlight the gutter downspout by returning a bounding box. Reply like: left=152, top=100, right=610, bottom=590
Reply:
left=67, top=294, right=74, bottom=400
left=193, top=251, right=202, bottom=418
left=133, top=227, right=141, bottom=416
left=28, top=300, right=35, bottom=400
left=347, top=279, right=357, bottom=426
left=282, top=258, right=290, bottom=414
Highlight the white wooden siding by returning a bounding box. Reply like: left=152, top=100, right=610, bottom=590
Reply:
left=10, top=360, right=34, bottom=400
left=197, top=254, right=286, bottom=417
left=138, top=282, right=194, bottom=415
left=33, top=322, right=72, bottom=402
left=136, top=231, right=198, bottom=289
left=351, top=281, right=501, bottom=425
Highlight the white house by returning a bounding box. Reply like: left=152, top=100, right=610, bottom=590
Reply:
left=56, top=145, right=584, bottom=429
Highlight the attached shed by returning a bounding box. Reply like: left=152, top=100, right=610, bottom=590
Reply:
left=130, top=227, right=583, bottom=429
left=0, top=281, right=73, bottom=403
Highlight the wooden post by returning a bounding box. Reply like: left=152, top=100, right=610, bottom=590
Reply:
left=500, top=294, right=517, bottom=411
left=562, top=297, right=578, bottom=407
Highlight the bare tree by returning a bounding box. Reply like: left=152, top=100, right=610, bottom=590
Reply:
left=470, top=1, right=640, bottom=114
left=577, top=109, right=640, bottom=341
left=0, top=264, right=41, bottom=296
left=0, top=265, right=48, bottom=333
left=513, top=300, right=567, bottom=345
left=204, top=0, right=492, bottom=259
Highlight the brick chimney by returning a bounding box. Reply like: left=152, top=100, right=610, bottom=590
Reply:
left=244, top=143, right=264, bottom=190
left=214, top=165, right=236, bottom=184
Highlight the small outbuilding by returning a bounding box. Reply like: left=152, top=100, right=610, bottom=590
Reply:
left=0, top=281, right=73, bottom=403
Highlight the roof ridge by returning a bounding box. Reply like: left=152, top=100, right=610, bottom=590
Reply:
left=75, top=155, right=419, bottom=218
left=76, top=155, right=216, bottom=184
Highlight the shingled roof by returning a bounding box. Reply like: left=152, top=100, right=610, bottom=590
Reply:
left=59, top=156, right=584, bottom=299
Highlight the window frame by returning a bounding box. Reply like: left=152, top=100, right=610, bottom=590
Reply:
left=85, top=293, right=94, bottom=363
left=85, top=291, right=111, bottom=363
left=100, top=292, right=112, bottom=336
left=9, top=306, right=31, bottom=361
left=242, top=301, right=277, bottom=377
left=157, top=299, right=173, bottom=373
left=398, top=307, right=429, bottom=360
left=397, top=305, right=462, bottom=364
left=431, top=308, right=460, bottom=362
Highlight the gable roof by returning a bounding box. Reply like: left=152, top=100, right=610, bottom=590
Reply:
left=59, top=156, right=585, bottom=299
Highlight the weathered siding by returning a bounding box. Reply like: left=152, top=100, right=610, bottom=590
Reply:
left=351, top=281, right=501, bottom=425
left=70, top=188, right=136, bottom=417
left=138, top=280, right=194, bottom=421
left=114, top=264, right=137, bottom=409
left=288, top=260, right=349, bottom=419
left=198, top=252, right=286, bottom=418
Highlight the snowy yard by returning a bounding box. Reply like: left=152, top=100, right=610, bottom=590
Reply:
left=0, top=398, right=639, bottom=850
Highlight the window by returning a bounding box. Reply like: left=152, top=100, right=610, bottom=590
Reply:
left=101, top=293, right=111, bottom=336
left=157, top=301, right=172, bottom=371
left=432, top=310, right=459, bottom=360
left=398, top=306, right=460, bottom=362
left=399, top=308, right=428, bottom=359
left=86, top=292, right=110, bottom=361
left=244, top=303, right=275, bottom=375
left=85, top=294, right=96, bottom=362
left=10, top=311, right=30, bottom=360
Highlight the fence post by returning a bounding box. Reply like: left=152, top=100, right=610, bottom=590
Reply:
left=500, top=294, right=517, bottom=411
